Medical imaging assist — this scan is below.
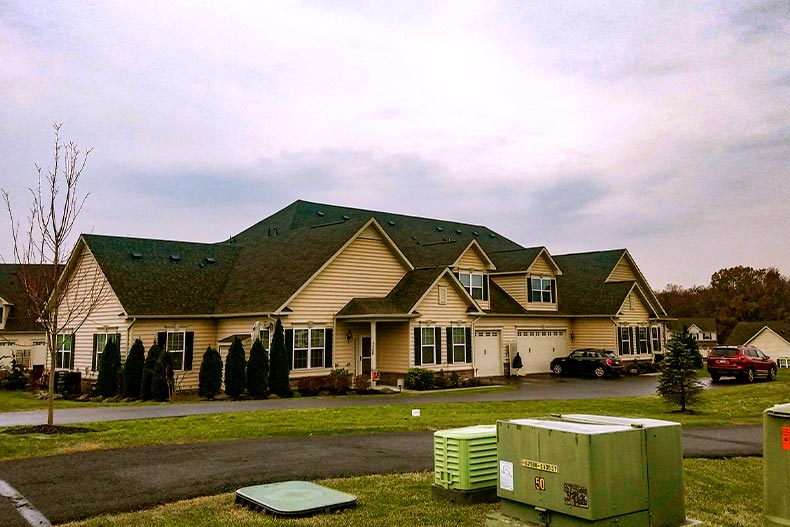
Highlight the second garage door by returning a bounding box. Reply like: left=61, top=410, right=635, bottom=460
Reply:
left=516, top=329, right=568, bottom=374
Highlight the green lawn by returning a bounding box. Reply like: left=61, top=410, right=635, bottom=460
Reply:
left=2, top=371, right=789, bottom=461
left=61, top=459, right=763, bottom=527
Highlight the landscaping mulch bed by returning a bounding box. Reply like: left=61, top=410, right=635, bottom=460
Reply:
left=2, top=425, right=94, bottom=435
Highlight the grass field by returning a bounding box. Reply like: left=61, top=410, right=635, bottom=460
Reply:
left=61, top=459, right=763, bottom=527
left=1, top=371, right=788, bottom=461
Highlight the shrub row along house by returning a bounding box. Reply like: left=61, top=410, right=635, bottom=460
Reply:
left=51, top=200, right=670, bottom=390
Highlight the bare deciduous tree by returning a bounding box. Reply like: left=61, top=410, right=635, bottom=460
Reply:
left=3, top=123, right=109, bottom=426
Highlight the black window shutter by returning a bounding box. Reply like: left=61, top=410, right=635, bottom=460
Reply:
left=617, top=328, right=624, bottom=354
left=157, top=332, right=167, bottom=350
left=69, top=335, right=76, bottom=369
left=435, top=327, right=442, bottom=364
left=92, top=334, right=98, bottom=371
left=446, top=327, right=454, bottom=364
left=550, top=279, right=557, bottom=303
left=324, top=328, right=333, bottom=368
left=413, top=327, right=421, bottom=366
left=629, top=327, right=634, bottom=353
left=465, top=327, right=472, bottom=363
left=527, top=277, right=533, bottom=302
left=483, top=275, right=489, bottom=301
left=184, top=331, right=194, bottom=371
left=114, top=332, right=121, bottom=347
left=285, top=329, right=293, bottom=369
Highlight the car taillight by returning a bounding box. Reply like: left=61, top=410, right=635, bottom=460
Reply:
left=606, top=358, right=613, bottom=366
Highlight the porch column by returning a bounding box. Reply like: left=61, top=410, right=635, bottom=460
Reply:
left=370, top=321, right=377, bottom=384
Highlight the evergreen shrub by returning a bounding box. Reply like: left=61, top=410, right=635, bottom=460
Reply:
left=269, top=318, right=291, bottom=397
left=224, top=337, right=246, bottom=399
left=198, top=346, right=222, bottom=399
left=151, top=344, right=174, bottom=402
left=123, top=339, right=146, bottom=398
left=405, top=367, right=434, bottom=390
left=246, top=338, right=269, bottom=398
left=141, top=342, right=161, bottom=401
left=97, top=338, right=121, bottom=397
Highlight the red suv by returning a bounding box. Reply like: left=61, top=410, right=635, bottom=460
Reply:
left=707, top=345, right=778, bottom=383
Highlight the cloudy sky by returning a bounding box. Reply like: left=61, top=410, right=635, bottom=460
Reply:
left=1, top=0, right=788, bottom=289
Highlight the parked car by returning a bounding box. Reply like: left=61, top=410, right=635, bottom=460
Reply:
left=550, top=349, right=624, bottom=378
left=707, top=345, right=777, bottom=383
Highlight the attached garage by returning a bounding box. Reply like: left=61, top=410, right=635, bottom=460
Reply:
left=474, top=330, right=502, bottom=377
left=515, top=329, right=568, bottom=374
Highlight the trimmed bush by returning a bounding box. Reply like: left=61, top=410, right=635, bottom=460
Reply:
left=327, top=368, right=353, bottom=394
left=224, top=336, right=246, bottom=399
left=246, top=338, right=269, bottom=398
left=97, top=338, right=122, bottom=397
left=151, top=344, right=174, bottom=402
left=405, top=368, right=434, bottom=390
left=297, top=376, right=324, bottom=396
left=141, top=342, right=161, bottom=401
left=353, top=374, right=371, bottom=392
left=123, top=339, right=145, bottom=398
left=198, top=346, right=222, bottom=399
left=269, top=318, right=291, bottom=397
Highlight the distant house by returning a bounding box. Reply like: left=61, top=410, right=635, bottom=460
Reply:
left=51, top=200, right=670, bottom=390
left=725, top=321, right=790, bottom=368
left=0, top=264, right=55, bottom=370
left=667, top=318, right=718, bottom=355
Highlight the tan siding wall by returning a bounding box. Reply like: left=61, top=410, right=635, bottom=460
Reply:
left=129, top=319, right=217, bottom=391
left=530, top=255, right=556, bottom=276
left=457, top=248, right=487, bottom=270
left=609, top=258, right=637, bottom=281
left=411, top=276, right=475, bottom=372
left=618, top=294, right=650, bottom=324
left=376, top=322, right=410, bottom=372
left=570, top=318, right=617, bottom=349
left=751, top=332, right=790, bottom=358
left=493, top=275, right=527, bottom=308
left=286, top=234, right=407, bottom=325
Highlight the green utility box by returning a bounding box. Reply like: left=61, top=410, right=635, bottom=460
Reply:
left=433, top=425, right=498, bottom=503
left=764, top=403, right=790, bottom=527
left=489, top=415, right=687, bottom=527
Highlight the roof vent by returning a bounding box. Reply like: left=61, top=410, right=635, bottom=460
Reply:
left=436, top=226, right=443, bottom=232
left=316, top=210, right=325, bottom=217
left=388, top=220, right=396, bottom=226
left=131, top=252, right=142, bottom=260
left=170, top=254, right=181, bottom=262
left=473, top=231, right=479, bottom=236
left=205, top=257, right=216, bottom=264
left=342, top=215, right=350, bottom=220
left=489, top=233, right=496, bottom=238
left=455, top=229, right=462, bottom=234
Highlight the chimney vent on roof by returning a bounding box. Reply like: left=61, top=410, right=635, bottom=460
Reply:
left=268, top=226, right=279, bottom=237
left=131, top=252, right=143, bottom=260
left=170, top=254, right=181, bottom=262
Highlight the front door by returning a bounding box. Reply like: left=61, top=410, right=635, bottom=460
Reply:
left=361, top=337, right=372, bottom=376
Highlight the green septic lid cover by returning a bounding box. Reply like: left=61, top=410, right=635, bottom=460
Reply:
left=765, top=403, right=790, bottom=417
left=434, top=425, right=497, bottom=439
left=235, top=481, right=357, bottom=516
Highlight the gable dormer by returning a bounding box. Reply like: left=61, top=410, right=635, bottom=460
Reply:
left=526, top=250, right=561, bottom=312
left=0, top=297, right=10, bottom=330
left=451, top=240, right=495, bottom=309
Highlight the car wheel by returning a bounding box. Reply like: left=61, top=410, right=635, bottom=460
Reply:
left=552, top=364, right=563, bottom=376
left=768, top=367, right=777, bottom=381
left=594, top=366, right=605, bottom=378
left=746, top=369, right=755, bottom=383
left=710, top=373, right=720, bottom=383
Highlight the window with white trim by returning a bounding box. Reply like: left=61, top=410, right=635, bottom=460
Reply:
left=651, top=327, right=662, bottom=352
left=167, top=331, right=186, bottom=370
left=452, top=327, right=467, bottom=363
left=56, top=333, right=73, bottom=369
left=293, top=328, right=326, bottom=369
left=618, top=327, right=632, bottom=355
left=93, top=332, right=120, bottom=371
left=458, top=272, right=488, bottom=301
left=529, top=277, right=556, bottom=303
left=637, top=326, right=649, bottom=354
left=421, top=327, right=436, bottom=365
left=258, top=328, right=271, bottom=349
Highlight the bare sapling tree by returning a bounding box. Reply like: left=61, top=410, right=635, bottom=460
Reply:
left=2, top=123, right=109, bottom=426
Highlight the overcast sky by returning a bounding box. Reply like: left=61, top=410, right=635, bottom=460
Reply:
left=1, top=0, right=788, bottom=289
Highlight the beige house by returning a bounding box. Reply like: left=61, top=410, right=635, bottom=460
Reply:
left=52, top=200, right=670, bottom=390
left=667, top=318, right=718, bottom=356
left=726, top=321, right=790, bottom=368
left=0, top=264, right=51, bottom=371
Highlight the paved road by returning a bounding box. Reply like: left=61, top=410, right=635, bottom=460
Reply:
left=0, top=425, right=763, bottom=526
left=0, top=374, right=702, bottom=427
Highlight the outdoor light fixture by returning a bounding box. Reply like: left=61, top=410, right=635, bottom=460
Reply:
left=346, top=330, right=352, bottom=343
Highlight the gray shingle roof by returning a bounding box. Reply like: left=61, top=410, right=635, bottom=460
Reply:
left=337, top=267, right=448, bottom=317
left=725, top=321, right=790, bottom=346
left=489, top=247, right=545, bottom=273
left=0, top=264, right=60, bottom=332
left=552, top=250, right=634, bottom=316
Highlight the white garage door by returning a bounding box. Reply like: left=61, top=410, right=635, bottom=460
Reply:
left=474, top=330, right=501, bottom=377
left=516, top=329, right=568, bottom=374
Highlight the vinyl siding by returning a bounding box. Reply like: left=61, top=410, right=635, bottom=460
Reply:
left=750, top=331, right=790, bottom=358
left=618, top=293, right=650, bottom=324
left=609, top=257, right=637, bottom=281
left=527, top=255, right=559, bottom=312
left=129, top=318, right=216, bottom=391
left=570, top=318, right=617, bottom=349
left=285, top=228, right=408, bottom=324
left=493, top=275, right=527, bottom=308
left=456, top=247, right=488, bottom=271
left=375, top=322, right=410, bottom=372
left=411, top=276, right=475, bottom=371
left=529, top=254, right=556, bottom=276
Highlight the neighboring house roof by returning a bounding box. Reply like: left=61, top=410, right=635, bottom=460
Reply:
left=724, top=321, right=790, bottom=346
left=667, top=318, right=717, bottom=333
left=0, top=264, right=59, bottom=332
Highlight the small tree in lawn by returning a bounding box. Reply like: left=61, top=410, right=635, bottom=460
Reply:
left=198, top=346, right=222, bottom=400
left=141, top=342, right=161, bottom=401
left=247, top=337, right=269, bottom=398
left=122, top=339, right=145, bottom=398
left=657, top=328, right=704, bottom=412
left=151, top=344, right=174, bottom=402
left=269, top=318, right=291, bottom=397
left=224, top=337, right=246, bottom=399
left=96, top=338, right=121, bottom=397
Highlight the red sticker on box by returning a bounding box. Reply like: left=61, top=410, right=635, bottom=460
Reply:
left=783, top=426, right=790, bottom=450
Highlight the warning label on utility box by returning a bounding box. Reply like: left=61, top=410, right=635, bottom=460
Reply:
left=783, top=426, right=790, bottom=450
